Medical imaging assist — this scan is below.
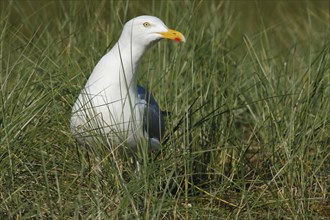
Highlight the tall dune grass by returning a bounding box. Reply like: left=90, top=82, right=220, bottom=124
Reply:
left=1, top=0, right=329, bottom=219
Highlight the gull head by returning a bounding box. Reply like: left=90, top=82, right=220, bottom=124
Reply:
left=119, top=15, right=185, bottom=48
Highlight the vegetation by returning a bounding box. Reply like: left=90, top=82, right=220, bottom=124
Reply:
left=1, top=0, right=329, bottom=219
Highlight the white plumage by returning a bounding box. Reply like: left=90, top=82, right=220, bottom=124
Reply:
left=71, top=15, right=185, bottom=150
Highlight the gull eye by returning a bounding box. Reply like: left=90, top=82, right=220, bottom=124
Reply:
left=143, top=22, right=151, bottom=28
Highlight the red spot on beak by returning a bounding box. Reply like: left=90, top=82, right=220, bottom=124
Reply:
left=174, top=38, right=181, bottom=42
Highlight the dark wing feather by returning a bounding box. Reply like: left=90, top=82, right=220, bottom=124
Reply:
left=137, top=85, right=165, bottom=142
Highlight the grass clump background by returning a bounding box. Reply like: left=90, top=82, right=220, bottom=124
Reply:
left=0, top=0, right=329, bottom=219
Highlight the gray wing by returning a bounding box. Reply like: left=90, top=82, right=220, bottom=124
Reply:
left=137, top=85, right=165, bottom=149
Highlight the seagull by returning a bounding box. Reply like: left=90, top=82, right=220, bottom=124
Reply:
left=71, top=15, right=185, bottom=151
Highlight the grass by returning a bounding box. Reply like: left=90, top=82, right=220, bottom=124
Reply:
left=1, top=0, right=329, bottom=219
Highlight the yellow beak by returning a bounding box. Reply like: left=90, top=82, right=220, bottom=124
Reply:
left=159, top=29, right=185, bottom=42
